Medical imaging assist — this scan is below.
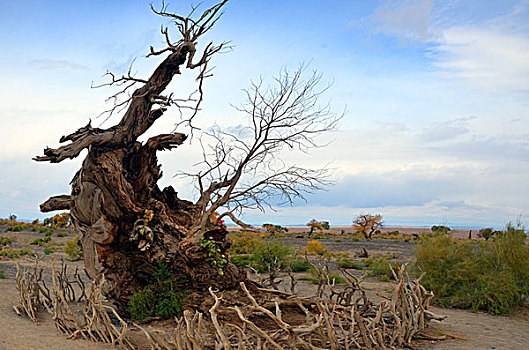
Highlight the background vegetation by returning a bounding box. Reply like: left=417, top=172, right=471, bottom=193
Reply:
left=415, top=223, right=529, bottom=315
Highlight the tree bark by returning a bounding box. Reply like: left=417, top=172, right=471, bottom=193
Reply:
left=45, top=131, right=247, bottom=310
left=35, top=3, right=251, bottom=310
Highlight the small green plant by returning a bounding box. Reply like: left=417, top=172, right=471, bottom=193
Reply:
left=336, top=257, right=364, bottom=270
left=380, top=274, right=391, bottom=282
left=364, top=258, right=399, bottom=280
left=327, top=272, right=346, bottom=284
left=251, top=239, right=291, bottom=273
left=0, top=248, right=32, bottom=259
left=0, top=269, right=5, bottom=279
left=199, top=236, right=227, bottom=275
left=228, top=232, right=262, bottom=254
left=128, top=262, right=186, bottom=322
left=0, top=237, right=12, bottom=246
left=290, top=259, right=311, bottom=272
left=30, top=237, right=52, bottom=246
left=43, top=247, right=53, bottom=255
left=40, top=228, right=53, bottom=235
left=56, top=231, right=69, bottom=237
left=230, top=254, right=252, bottom=267
left=7, top=225, right=23, bottom=232
left=297, top=275, right=320, bottom=284
left=64, top=237, right=82, bottom=261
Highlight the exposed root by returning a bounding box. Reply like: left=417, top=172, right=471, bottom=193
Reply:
left=138, top=264, right=446, bottom=349
left=13, top=257, right=50, bottom=321
left=15, top=258, right=445, bottom=349
left=14, top=259, right=133, bottom=349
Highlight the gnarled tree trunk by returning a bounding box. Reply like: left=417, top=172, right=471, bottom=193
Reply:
left=36, top=1, right=248, bottom=309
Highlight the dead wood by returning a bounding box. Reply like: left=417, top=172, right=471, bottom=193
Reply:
left=14, top=259, right=133, bottom=348
left=136, top=264, right=446, bottom=349
left=14, top=258, right=445, bottom=349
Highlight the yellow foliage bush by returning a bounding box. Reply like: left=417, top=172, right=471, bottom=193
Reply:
left=64, top=236, right=83, bottom=261
left=306, top=240, right=325, bottom=255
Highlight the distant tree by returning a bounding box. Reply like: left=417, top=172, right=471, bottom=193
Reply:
left=431, top=225, right=451, bottom=235
left=353, top=214, right=383, bottom=239
left=307, top=219, right=330, bottom=235
left=8, top=214, right=17, bottom=221
left=477, top=228, right=496, bottom=241
left=46, top=212, right=71, bottom=228
left=262, top=223, right=288, bottom=235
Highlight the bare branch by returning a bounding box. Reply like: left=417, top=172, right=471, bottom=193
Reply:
left=35, top=1, right=229, bottom=163
left=186, top=66, right=342, bottom=232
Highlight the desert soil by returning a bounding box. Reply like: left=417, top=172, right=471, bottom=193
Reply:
left=1, top=226, right=528, bottom=349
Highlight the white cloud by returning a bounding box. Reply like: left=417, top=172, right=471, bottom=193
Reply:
left=431, top=27, right=529, bottom=91
left=370, top=1, right=529, bottom=92
left=371, top=0, right=436, bottom=42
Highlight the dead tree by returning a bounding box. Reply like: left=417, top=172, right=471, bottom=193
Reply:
left=35, top=1, right=338, bottom=309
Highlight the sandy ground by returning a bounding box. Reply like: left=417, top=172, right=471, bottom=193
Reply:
left=1, top=226, right=529, bottom=349
left=0, top=273, right=115, bottom=350
left=421, top=306, right=529, bottom=350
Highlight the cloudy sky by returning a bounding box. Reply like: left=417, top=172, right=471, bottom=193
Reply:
left=1, top=0, right=528, bottom=228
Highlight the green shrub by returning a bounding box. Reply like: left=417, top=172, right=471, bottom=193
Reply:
left=7, top=225, right=22, bottom=232
left=297, top=275, right=320, bottom=284
left=0, top=237, right=12, bottom=246
left=380, top=274, right=391, bottom=282
left=56, top=232, right=69, bottom=237
left=43, top=247, right=53, bottom=255
left=38, top=227, right=55, bottom=236
left=364, top=258, right=399, bottom=280
left=228, top=233, right=262, bottom=254
left=230, top=254, right=253, bottom=267
left=336, top=257, right=364, bottom=270
left=64, top=237, right=82, bottom=261
left=30, top=237, right=51, bottom=246
left=415, top=225, right=529, bottom=315
left=251, top=239, right=291, bottom=273
left=327, top=272, right=346, bottom=284
left=128, top=262, right=186, bottom=322
left=19, top=248, right=32, bottom=255
left=290, top=259, right=311, bottom=272
left=0, top=248, right=31, bottom=259
left=0, top=269, right=5, bottom=279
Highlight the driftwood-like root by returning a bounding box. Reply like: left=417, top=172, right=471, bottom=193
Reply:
left=15, top=259, right=445, bottom=349
left=14, top=259, right=133, bottom=349
left=138, top=264, right=446, bottom=349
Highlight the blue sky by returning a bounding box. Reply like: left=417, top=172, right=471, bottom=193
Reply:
left=0, top=0, right=528, bottom=228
